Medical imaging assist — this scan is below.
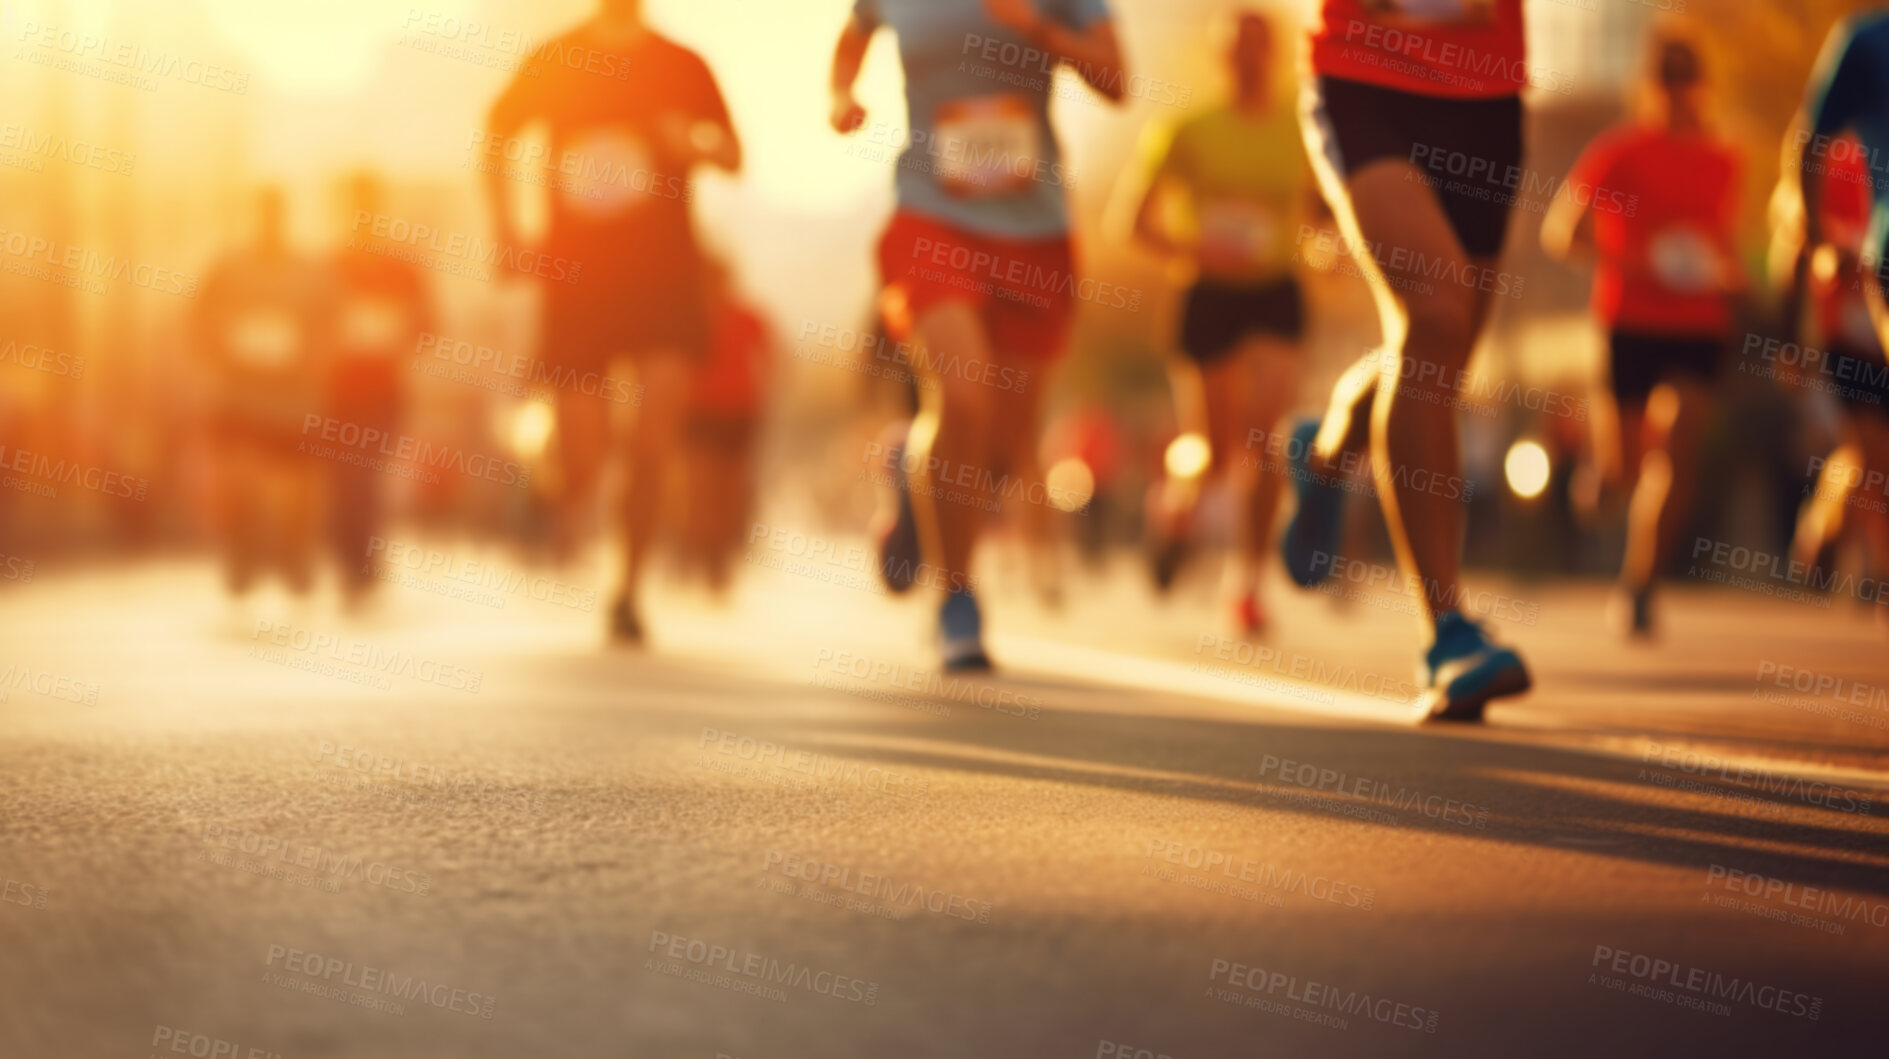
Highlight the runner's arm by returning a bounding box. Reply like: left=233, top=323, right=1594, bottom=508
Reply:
left=985, top=0, right=1126, bottom=102
left=829, top=12, right=877, bottom=134
left=482, top=74, right=540, bottom=248
left=1541, top=141, right=1609, bottom=263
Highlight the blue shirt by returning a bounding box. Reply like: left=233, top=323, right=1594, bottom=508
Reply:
left=855, top=0, right=1111, bottom=239
left=1807, top=13, right=1889, bottom=253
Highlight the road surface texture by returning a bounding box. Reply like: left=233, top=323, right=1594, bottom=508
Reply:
left=4, top=540, right=1888, bottom=1058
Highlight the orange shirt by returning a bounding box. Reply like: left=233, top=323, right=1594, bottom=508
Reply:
left=1566, top=125, right=1743, bottom=336
left=1309, top=0, right=1528, bottom=101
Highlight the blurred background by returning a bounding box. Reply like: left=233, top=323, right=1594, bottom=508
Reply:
left=0, top=0, right=1878, bottom=598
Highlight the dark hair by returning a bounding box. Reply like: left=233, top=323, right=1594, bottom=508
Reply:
left=1655, top=37, right=1702, bottom=88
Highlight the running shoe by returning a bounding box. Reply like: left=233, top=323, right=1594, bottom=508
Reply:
left=608, top=595, right=644, bottom=645
left=871, top=425, right=922, bottom=595
left=939, top=590, right=992, bottom=672
left=1415, top=612, right=1531, bottom=723
left=1279, top=417, right=1347, bottom=589
left=1608, top=585, right=1655, bottom=640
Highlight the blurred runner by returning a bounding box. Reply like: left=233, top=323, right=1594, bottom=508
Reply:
left=1783, top=12, right=1889, bottom=616
left=483, top=0, right=740, bottom=644
left=1773, top=132, right=1889, bottom=592
left=680, top=259, right=770, bottom=596
left=195, top=186, right=332, bottom=600
left=326, top=173, right=433, bottom=608
left=1279, top=0, right=1532, bottom=720
left=829, top=0, right=1126, bottom=671
left=1123, top=9, right=1311, bottom=633
left=196, top=187, right=333, bottom=599
left=1542, top=34, right=1745, bottom=639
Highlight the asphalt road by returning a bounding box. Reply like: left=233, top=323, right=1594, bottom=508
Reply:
left=4, top=539, right=1888, bottom=1059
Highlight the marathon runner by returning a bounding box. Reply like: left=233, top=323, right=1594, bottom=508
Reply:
left=828, top=0, right=1126, bottom=671
left=325, top=172, right=433, bottom=608
left=1542, top=34, right=1746, bottom=639
left=1278, top=0, right=1532, bottom=720
left=197, top=187, right=333, bottom=599
left=483, top=0, right=740, bottom=643
left=1123, top=9, right=1314, bottom=633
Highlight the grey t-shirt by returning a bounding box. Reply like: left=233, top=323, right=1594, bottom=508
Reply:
left=855, top=0, right=1111, bottom=239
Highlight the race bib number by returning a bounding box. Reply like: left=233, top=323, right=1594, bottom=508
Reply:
left=1648, top=227, right=1720, bottom=295
left=341, top=296, right=409, bottom=354
left=933, top=96, right=1043, bottom=199
left=226, top=310, right=302, bottom=370
left=559, top=127, right=655, bottom=221
left=1198, top=197, right=1278, bottom=272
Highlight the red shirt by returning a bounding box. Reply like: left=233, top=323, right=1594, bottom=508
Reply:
left=1813, top=136, right=1880, bottom=352
left=1566, top=125, right=1743, bottom=336
left=1310, top=0, right=1528, bottom=100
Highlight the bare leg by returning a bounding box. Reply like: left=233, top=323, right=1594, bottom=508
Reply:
left=987, top=358, right=1053, bottom=604
left=615, top=349, right=692, bottom=631
left=1232, top=337, right=1301, bottom=594
left=905, top=302, right=998, bottom=595
left=1621, top=380, right=1709, bottom=595
left=1308, top=160, right=1499, bottom=624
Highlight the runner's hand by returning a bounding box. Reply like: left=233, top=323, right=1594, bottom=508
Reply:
left=983, top=0, right=1043, bottom=38
left=830, top=93, right=867, bottom=135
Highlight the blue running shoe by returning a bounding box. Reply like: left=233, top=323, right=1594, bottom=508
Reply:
left=1416, top=612, right=1532, bottom=722
left=940, top=591, right=992, bottom=673
left=1279, top=417, right=1347, bottom=588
